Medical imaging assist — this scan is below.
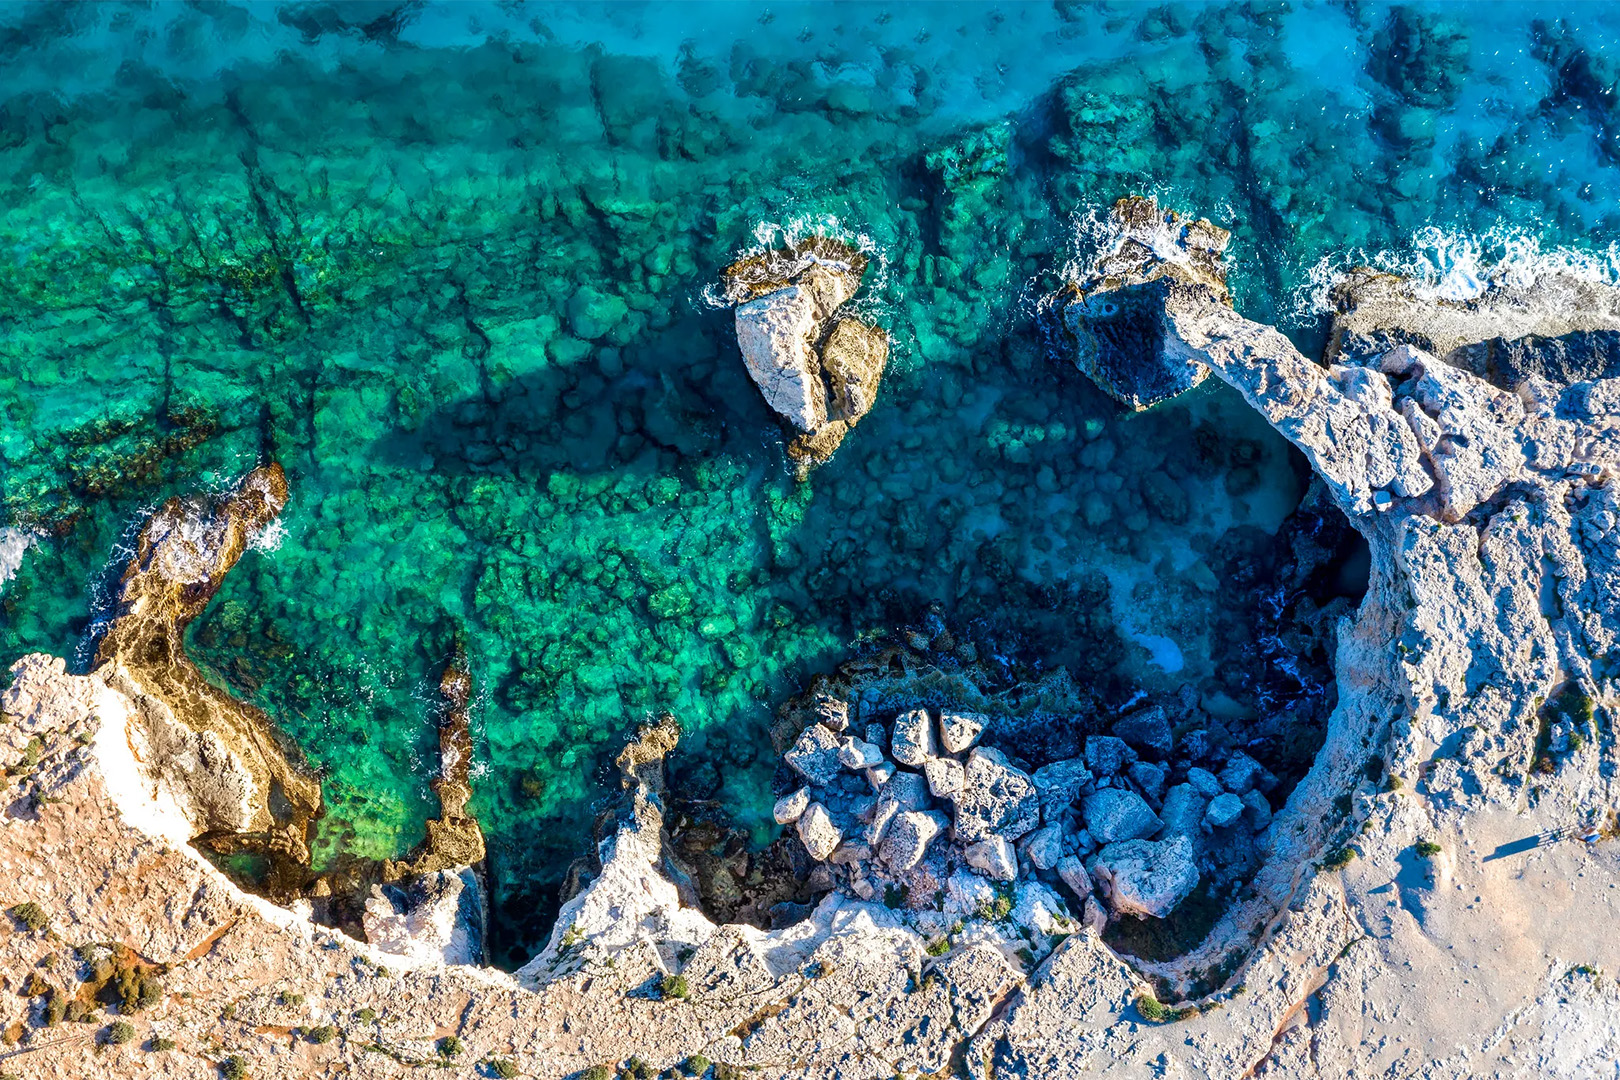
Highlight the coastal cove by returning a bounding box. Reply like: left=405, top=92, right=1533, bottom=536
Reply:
left=3, top=0, right=1620, bottom=977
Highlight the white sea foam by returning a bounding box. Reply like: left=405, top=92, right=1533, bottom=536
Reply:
left=249, top=517, right=287, bottom=554
left=700, top=213, right=890, bottom=313
left=0, top=526, right=37, bottom=595
left=1290, top=224, right=1620, bottom=325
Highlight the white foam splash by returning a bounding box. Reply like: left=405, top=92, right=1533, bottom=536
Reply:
left=249, top=518, right=287, bottom=554
left=0, top=526, right=37, bottom=595
left=699, top=212, right=890, bottom=312
left=1290, top=223, right=1620, bottom=324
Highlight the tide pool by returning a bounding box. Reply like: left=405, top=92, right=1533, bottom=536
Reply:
left=1, top=1, right=1617, bottom=964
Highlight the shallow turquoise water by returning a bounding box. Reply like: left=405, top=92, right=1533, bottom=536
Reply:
left=2, top=1, right=1618, bottom=963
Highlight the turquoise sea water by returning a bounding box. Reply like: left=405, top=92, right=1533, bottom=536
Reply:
left=2, top=1, right=1619, bottom=964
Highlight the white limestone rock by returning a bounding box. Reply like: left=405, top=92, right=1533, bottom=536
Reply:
left=964, top=836, right=1018, bottom=882
left=924, top=756, right=965, bottom=799
left=1022, top=823, right=1066, bottom=871
left=1089, top=835, right=1199, bottom=919
left=785, top=723, right=843, bottom=786
left=954, top=747, right=1041, bottom=844
left=796, top=802, right=842, bottom=862
left=773, top=787, right=811, bottom=825
left=938, top=709, right=988, bottom=754
left=880, top=810, right=949, bottom=872
left=1056, top=855, right=1093, bottom=902
left=734, top=285, right=828, bottom=433
left=837, top=735, right=884, bottom=771
left=890, top=707, right=938, bottom=766
left=1080, top=788, right=1161, bottom=844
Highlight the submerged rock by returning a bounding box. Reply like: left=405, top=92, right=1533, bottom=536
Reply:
left=721, top=237, right=890, bottom=475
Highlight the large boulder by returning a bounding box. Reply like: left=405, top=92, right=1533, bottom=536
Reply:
left=785, top=723, right=843, bottom=786
left=1080, top=788, right=1161, bottom=844
left=953, top=747, right=1041, bottom=844
left=796, top=802, right=843, bottom=861
left=1030, top=757, right=1091, bottom=820
left=1112, top=705, right=1173, bottom=758
left=1084, top=735, right=1134, bottom=776
left=721, top=238, right=889, bottom=474
left=938, top=710, right=987, bottom=754
left=890, top=708, right=937, bottom=767
left=964, top=836, right=1018, bottom=882
left=1089, top=835, right=1200, bottom=919
left=880, top=810, right=949, bottom=872
left=1157, top=783, right=1207, bottom=838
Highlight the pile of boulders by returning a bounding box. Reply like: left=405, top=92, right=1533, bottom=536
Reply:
left=775, top=693, right=1279, bottom=928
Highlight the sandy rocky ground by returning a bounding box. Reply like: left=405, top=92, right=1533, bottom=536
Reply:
left=3, top=201, right=1620, bottom=1079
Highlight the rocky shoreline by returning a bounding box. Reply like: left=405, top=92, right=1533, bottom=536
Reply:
left=3, top=202, right=1620, bottom=1077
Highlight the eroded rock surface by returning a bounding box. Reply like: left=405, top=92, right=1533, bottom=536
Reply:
left=92, top=464, right=323, bottom=890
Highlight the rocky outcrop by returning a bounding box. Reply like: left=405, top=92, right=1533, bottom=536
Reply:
left=1041, top=195, right=1232, bottom=409
left=721, top=237, right=890, bottom=474
left=363, top=652, right=489, bottom=965
left=92, top=464, right=322, bottom=891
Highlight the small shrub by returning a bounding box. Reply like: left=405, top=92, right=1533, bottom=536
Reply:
left=151, top=1037, right=177, bottom=1052
left=1385, top=775, right=1404, bottom=791
left=682, top=1053, right=711, bottom=1076
left=278, top=990, right=304, bottom=1007
left=307, top=1025, right=336, bottom=1044
left=658, top=974, right=689, bottom=1001
left=1414, top=839, right=1442, bottom=858
left=221, top=1057, right=249, bottom=1080
left=438, top=1035, right=464, bottom=1057
left=44, top=987, right=67, bottom=1026
left=883, top=883, right=908, bottom=908
left=713, top=1066, right=743, bottom=1080
left=1320, top=846, right=1357, bottom=871
left=107, top=1019, right=136, bottom=1045
left=8, top=902, right=47, bottom=933
left=22, top=972, right=48, bottom=996
left=355, top=1007, right=377, bottom=1022
left=1015, top=947, right=1036, bottom=967
left=975, top=887, right=1014, bottom=922
left=924, top=937, right=950, bottom=957
left=488, top=1058, right=519, bottom=1079
left=581, top=1067, right=612, bottom=1080
left=1137, top=994, right=1173, bottom=1022
left=619, top=1057, right=655, bottom=1079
